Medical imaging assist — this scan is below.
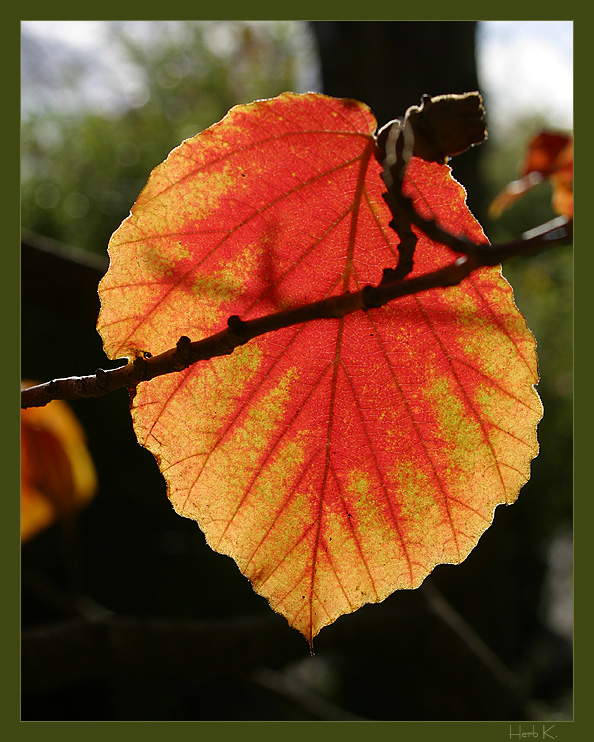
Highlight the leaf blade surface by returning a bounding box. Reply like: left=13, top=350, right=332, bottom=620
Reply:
left=98, top=93, right=542, bottom=643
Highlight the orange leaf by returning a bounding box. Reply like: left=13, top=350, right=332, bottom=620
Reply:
left=489, top=130, right=573, bottom=219
left=98, top=93, right=542, bottom=644
left=21, top=382, right=97, bottom=542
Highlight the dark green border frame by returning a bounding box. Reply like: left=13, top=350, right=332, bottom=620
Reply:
left=12, top=8, right=584, bottom=742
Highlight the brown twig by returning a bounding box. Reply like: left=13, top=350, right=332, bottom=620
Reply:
left=20, top=216, right=572, bottom=410
left=375, top=92, right=488, bottom=280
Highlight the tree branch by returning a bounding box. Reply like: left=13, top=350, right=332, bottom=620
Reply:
left=21, top=216, right=572, bottom=409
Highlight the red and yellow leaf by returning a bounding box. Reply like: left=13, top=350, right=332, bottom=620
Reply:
left=98, top=93, right=542, bottom=644
left=489, top=130, right=573, bottom=219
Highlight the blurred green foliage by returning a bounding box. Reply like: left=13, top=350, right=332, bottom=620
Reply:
left=480, top=119, right=573, bottom=533
left=21, top=21, right=311, bottom=256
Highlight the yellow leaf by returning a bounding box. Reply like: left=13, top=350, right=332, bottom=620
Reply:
left=21, top=382, right=97, bottom=542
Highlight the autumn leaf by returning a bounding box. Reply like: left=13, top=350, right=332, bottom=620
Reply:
left=98, top=93, right=542, bottom=645
left=21, top=382, right=97, bottom=542
left=489, top=130, right=573, bottom=219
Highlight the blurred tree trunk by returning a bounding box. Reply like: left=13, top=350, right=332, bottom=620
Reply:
left=311, top=21, right=486, bottom=221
